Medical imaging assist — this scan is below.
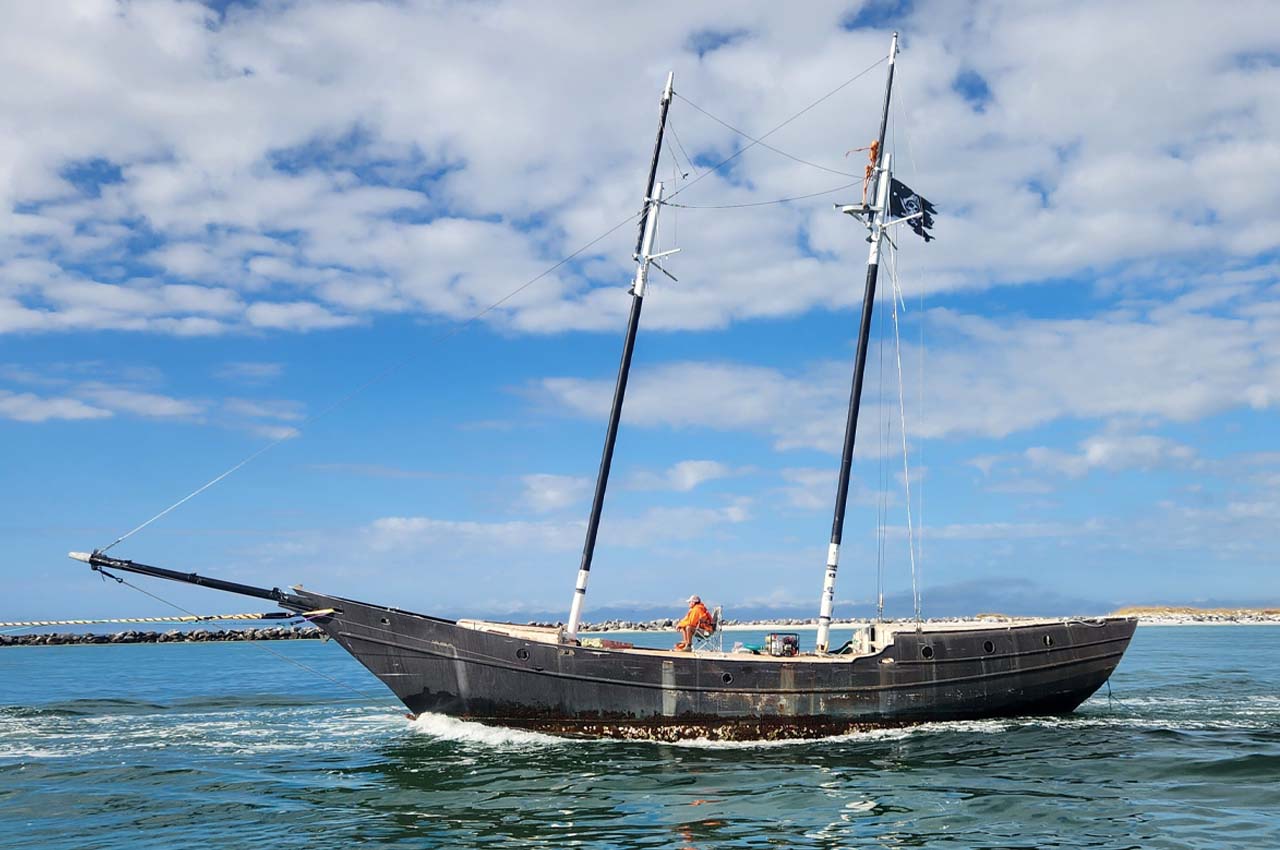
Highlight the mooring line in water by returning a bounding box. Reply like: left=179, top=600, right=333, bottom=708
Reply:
left=1104, top=678, right=1133, bottom=714
left=93, top=567, right=396, bottom=706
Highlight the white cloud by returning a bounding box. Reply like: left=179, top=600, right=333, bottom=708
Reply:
left=244, top=301, right=357, bottom=331
left=629, top=459, right=737, bottom=491
left=541, top=360, right=842, bottom=451
left=223, top=398, right=305, bottom=422
left=604, top=500, right=752, bottom=547
left=1026, top=433, right=1198, bottom=478
left=214, top=361, right=284, bottom=384
left=779, top=466, right=885, bottom=511
left=891, top=521, right=1087, bottom=541
left=363, top=498, right=750, bottom=555
left=538, top=301, right=1280, bottom=449
left=246, top=423, right=300, bottom=441
left=519, top=474, right=590, bottom=514
left=0, top=365, right=311, bottom=439
left=0, top=390, right=111, bottom=423
left=77, top=383, right=204, bottom=419
left=0, top=2, right=1276, bottom=337
left=365, top=515, right=582, bottom=555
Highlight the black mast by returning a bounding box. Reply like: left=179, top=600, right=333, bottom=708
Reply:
left=566, top=72, right=675, bottom=637
left=816, top=33, right=899, bottom=652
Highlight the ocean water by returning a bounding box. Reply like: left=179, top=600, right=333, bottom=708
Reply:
left=1, top=626, right=1277, bottom=849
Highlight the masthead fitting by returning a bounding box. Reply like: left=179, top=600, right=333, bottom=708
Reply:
left=662, top=71, right=674, bottom=104
left=68, top=551, right=92, bottom=564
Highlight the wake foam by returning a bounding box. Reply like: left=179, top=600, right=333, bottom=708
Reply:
left=666, top=718, right=1015, bottom=749
left=408, top=712, right=568, bottom=748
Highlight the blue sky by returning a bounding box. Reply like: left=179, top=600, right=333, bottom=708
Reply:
left=2, top=1, right=1278, bottom=622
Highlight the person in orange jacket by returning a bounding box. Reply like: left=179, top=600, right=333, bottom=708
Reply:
left=674, top=594, right=713, bottom=651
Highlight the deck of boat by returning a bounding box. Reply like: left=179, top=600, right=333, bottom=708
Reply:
left=454, top=616, right=1114, bottom=663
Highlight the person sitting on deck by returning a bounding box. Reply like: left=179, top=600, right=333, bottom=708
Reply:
left=674, top=595, right=714, bottom=652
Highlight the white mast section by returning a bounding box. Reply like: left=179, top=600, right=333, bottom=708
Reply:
left=566, top=184, right=674, bottom=638
left=817, top=153, right=893, bottom=652
left=815, top=32, right=898, bottom=654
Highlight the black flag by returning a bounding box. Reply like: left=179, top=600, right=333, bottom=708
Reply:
left=888, top=178, right=936, bottom=242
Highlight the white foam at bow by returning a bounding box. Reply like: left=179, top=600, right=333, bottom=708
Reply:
left=408, top=712, right=568, bottom=748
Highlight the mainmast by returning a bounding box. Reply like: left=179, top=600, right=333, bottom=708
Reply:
left=566, top=72, right=677, bottom=639
left=815, top=33, right=899, bottom=653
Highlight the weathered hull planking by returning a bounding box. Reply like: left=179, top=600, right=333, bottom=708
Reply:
left=286, top=590, right=1136, bottom=741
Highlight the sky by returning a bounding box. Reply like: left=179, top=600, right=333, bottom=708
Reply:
left=2, top=0, right=1279, bottom=623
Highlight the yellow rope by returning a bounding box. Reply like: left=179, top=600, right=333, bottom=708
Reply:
left=0, top=609, right=333, bottom=629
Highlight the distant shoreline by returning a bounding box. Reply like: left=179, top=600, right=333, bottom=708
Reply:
left=580, top=614, right=1280, bottom=633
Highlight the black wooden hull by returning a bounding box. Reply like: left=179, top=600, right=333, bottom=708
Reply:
left=287, top=590, right=1136, bottom=741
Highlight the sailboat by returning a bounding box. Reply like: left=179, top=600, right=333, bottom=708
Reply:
left=69, top=34, right=1135, bottom=741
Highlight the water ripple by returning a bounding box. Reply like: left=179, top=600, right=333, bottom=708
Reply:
left=1, top=626, right=1277, bottom=849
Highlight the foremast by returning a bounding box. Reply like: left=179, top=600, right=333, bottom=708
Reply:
left=815, top=33, right=899, bottom=653
left=566, top=72, right=677, bottom=639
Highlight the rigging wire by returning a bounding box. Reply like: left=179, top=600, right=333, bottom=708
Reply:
left=665, top=55, right=887, bottom=203
left=666, top=115, right=701, bottom=179
left=98, top=54, right=889, bottom=555
left=887, top=241, right=922, bottom=628
left=98, top=209, right=646, bottom=554
left=875, top=261, right=889, bottom=623
left=662, top=180, right=860, bottom=210
left=674, top=94, right=861, bottom=179
left=93, top=565, right=394, bottom=704
left=893, top=84, right=926, bottom=621
left=1, top=611, right=303, bottom=631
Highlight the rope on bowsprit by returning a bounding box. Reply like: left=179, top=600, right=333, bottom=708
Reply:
left=0, top=611, right=321, bottom=629
left=85, top=570, right=394, bottom=704
left=0, top=609, right=336, bottom=630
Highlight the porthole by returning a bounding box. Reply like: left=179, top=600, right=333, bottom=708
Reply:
left=722, top=672, right=733, bottom=685
left=921, top=645, right=935, bottom=660
left=380, top=617, right=390, bottom=625
left=1043, top=635, right=1054, bottom=647
left=516, top=647, right=530, bottom=660
left=983, top=640, right=995, bottom=654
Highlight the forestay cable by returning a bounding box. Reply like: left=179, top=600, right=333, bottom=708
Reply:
left=93, top=566, right=393, bottom=704
left=674, top=95, right=861, bottom=179
left=99, top=209, right=645, bottom=554
left=100, top=54, right=889, bottom=554
left=663, top=180, right=859, bottom=209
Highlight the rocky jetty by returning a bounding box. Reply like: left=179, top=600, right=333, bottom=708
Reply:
left=0, top=624, right=323, bottom=647
left=1110, top=606, right=1280, bottom=625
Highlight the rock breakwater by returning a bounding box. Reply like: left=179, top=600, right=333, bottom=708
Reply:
left=0, top=625, right=323, bottom=647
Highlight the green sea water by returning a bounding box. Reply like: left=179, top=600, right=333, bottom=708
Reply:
left=2, top=625, right=1277, bottom=849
